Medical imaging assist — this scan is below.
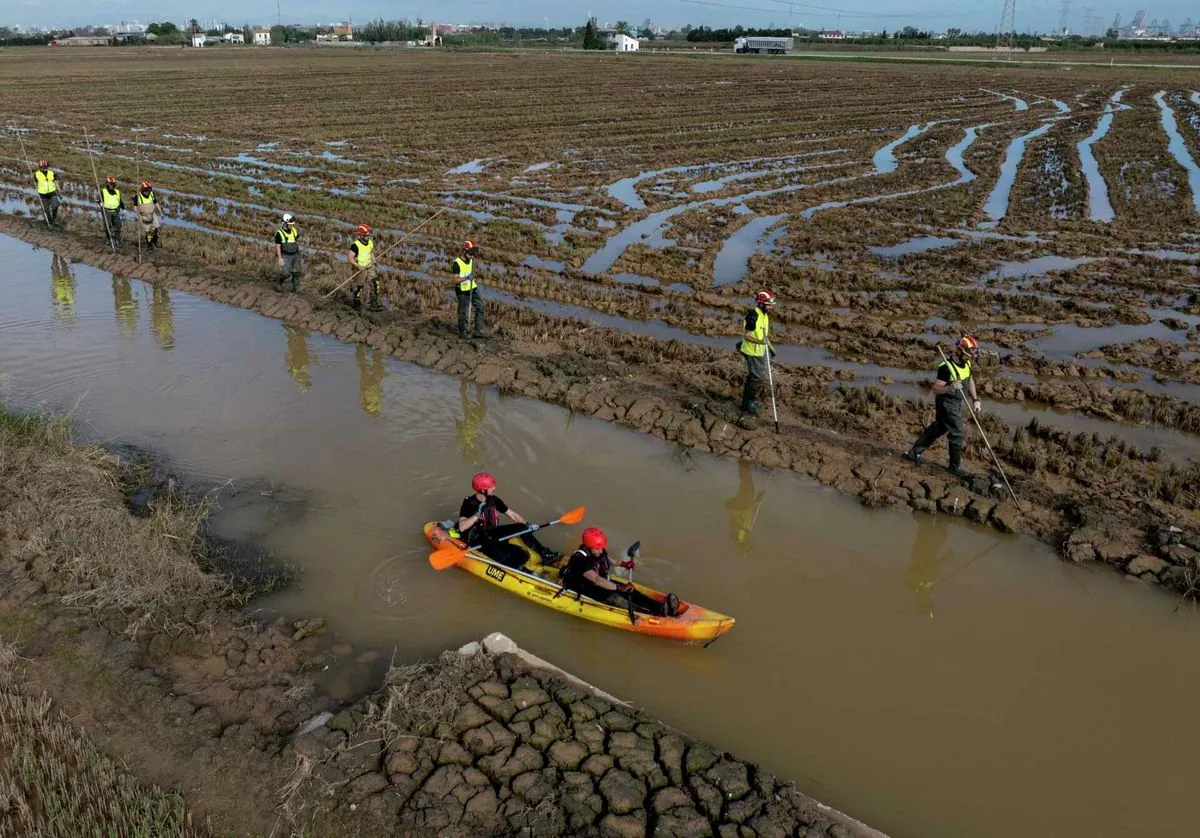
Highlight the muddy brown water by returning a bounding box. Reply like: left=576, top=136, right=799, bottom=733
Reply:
left=3, top=235, right=1200, bottom=838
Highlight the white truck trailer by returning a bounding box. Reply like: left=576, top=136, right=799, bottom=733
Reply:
left=733, top=36, right=794, bottom=54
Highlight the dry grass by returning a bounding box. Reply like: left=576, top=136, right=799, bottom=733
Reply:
left=0, top=406, right=231, bottom=634
left=0, top=638, right=203, bottom=838
left=378, top=650, right=495, bottom=743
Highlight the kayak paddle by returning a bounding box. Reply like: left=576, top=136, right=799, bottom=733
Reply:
left=428, top=505, right=586, bottom=571
left=623, top=541, right=640, bottom=625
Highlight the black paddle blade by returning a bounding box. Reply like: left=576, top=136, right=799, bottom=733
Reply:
left=626, top=540, right=640, bottom=558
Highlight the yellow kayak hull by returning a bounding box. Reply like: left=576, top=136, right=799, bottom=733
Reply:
left=424, top=522, right=735, bottom=645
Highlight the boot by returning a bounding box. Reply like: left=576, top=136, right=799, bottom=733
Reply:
left=291, top=276, right=300, bottom=293
left=274, top=278, right=285, bottom=291
left=948, top=447, right=971, bottom=479
left=903, top=448, right=925, bottom=466
left=742, top=401, right=761, bottom=415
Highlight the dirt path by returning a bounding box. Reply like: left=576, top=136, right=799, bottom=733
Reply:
left=5, top=216, right=1200, bottom=602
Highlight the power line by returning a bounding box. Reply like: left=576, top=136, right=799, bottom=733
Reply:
left=678, top=0, right=996, bottom=21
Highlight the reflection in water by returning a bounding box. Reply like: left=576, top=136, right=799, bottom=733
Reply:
left=456, top=379, right=488, bottom=466
left=724, top=459, right=766, bottom=557
left=283, top=325, right=314, bottom=392
left=150, top=286, right=176, bottom=350
left=356, top=344, right=385, bottom=417
left=50, top=254, right=76, bottom=327
left=906, top=513, right=954, bottom=617
left=111, top=276, right=139, bottom=339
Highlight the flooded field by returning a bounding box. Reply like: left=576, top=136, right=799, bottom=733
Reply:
left=5, top=237, right=1200, bottom=837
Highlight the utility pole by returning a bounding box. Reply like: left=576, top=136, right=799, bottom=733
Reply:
left=997, top=0, right=1017, bottom=58
left=1058, top=0, right=1071, bottom=35
left=276, top=0, right=281, bottom=27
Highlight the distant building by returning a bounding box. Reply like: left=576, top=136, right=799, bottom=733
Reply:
left=333, top=22, right=353, bottom=40
left=817, top=30, right=845, bottom=40
left=252, top=27, right=271, bottom=45
left=223, top=32, right=244, bottom=44
left=190, top=33, right=206, bottom=47
left=53, top=36, right=112, bottom=46
left=607, top=33, right=639, bottom=51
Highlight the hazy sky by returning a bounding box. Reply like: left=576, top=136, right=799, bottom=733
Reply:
left=5, top=0, right=1185, bottom=36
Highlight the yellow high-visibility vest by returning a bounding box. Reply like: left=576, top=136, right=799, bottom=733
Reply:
left=455, top=257, right=476, bottom=292
left=939, top=358, right=972, bottom=384
left=740, top=307, right=769, bottom=358
left=353, top=237, right=374, bottom=268
left=136, top=190, right=156, bottom=205
left=277, top=225, right=297, bottom=244
left=35, top=169, right=56, bottom=195
left=102, top=187, right=121, bottom=210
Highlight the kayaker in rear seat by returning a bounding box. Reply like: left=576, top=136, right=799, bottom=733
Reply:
left=562, top=528, right=679, bottom=617
left=456, top=472, right=561, bottom=569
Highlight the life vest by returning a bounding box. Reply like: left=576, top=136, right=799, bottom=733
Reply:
left=353, top=237, right=374, bottom=268
left=740, top=307, right=769, bottom=358
left=563, top=548, right=608, bottom=591
left=35, top=169, right=56, bottom=195
left=136, top=190, right=157, bottom=206
left=277, top=224, right=299, bottom=254
left=455, top=257, right=476, bottom=292
left=102, top=187, right=121, bottom=210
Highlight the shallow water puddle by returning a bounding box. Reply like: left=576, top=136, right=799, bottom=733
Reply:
left=1079, top=88, right=1131, bottom=223
left=1155, top=91, right=1200, bottom=213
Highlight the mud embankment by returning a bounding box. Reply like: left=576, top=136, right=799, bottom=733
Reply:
left=4, top=216, right=1200, bottom=600
left=0, top=405, right=878, bottom=836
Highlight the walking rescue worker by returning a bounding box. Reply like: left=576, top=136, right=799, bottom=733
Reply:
left=273, top=212, right=301, bottom=292
left=100, top=175, right=122, bottom=246
left=134, top=180, right=162, bottom=250
left=561, top=528, right=679, bottom=617
left=738, top=289, right=777, bottom=415
left=454, top=472, right=561, bottom=569
left=904, top=336, right=982, bottom=479
left=347, top=223, right=381, bottom=311
left=35, top=159, right=61, bottom=224
left=451, top=240, right=484, bottom=339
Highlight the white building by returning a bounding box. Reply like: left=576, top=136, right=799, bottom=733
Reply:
left=607, top=33, right=639, bottom=51
left=190, top=33, right=206, bottom=47
left=223, top=32, right=244, bottom=44
left=252, top=27, right=271, bottom=45
left=817, top=30, right=845, bottom=40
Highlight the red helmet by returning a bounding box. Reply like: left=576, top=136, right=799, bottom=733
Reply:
left=38, top=160, right=48, bottom=169
left=755, top=289, right=777, bottom=307
left=471, top=472, right=496, bottom=493
left=105, top=175, right=116, bottom=185
left=357, top=223, right=372, bottom=238
left=581, top=527, right=607, bottom=551
left=957, top=335, right=979, bottom=357
left=462, top=240, right=477, bottom=252
left=139, top=180, right=152, bottom=191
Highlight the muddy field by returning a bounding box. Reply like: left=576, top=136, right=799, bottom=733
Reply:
left=3, top=47, right=1200, bottom=594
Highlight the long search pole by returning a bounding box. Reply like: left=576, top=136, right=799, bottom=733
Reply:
left=764, top=345, right=779, bottom=433
left=323, top=207, right=447, bottom=299
left=14, top=129, right=52, bottom=229
left=83, top=127, right=116, bottom=253
left=135, top=148, right=142, bottom=263
left=937, top=344, right=1022, bottom=509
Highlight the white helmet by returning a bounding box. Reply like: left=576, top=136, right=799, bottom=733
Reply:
left=282, top=212, right=295, bottom=224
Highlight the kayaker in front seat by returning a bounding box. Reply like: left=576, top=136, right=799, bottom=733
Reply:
left=562, top=528, right=679, bottom=617
left=457, top=472, right=561, bottom=569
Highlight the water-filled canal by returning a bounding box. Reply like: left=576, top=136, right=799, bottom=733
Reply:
left=2, top=235, right=1199, bottom=837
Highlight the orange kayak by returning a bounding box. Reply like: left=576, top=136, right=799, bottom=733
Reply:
left=423, top=522, right=735, bottom=645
